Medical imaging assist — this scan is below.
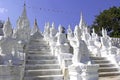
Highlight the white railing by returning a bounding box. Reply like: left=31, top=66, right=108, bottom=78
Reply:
left=20, top=42, right=29, bottom=80
left=111, top=38, right=120, bottom=48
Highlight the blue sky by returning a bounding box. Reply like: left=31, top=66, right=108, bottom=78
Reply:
left=0, top=0, right=120, bottom=31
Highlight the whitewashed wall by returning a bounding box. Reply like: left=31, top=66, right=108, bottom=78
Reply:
left=0, top=65, right=24, bottom=80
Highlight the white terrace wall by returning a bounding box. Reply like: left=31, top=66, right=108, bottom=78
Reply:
left=0, top=65, right=24, bottom=80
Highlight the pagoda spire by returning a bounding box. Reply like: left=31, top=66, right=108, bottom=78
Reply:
left=92, top=28, right=95, bottom=34
left=79, top=12, right=86, bottom=29
left=21, top=2, right=27, bottom=18
left=31, top=18, right=40, bottom=35
left=34, top=18, right=39, bottom=31
left=67, top=25, right=73, bottom=35
left=6, top=17, right=11, bottom=25
left=79, top=12, right=83, bottom=27
left=3, top=17, right=13, bottom=37
left=52, top=22, right=55, bottom=28
left=4, top=17, right=12, bottom=28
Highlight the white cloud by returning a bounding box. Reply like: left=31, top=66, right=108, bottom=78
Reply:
left=0, top=8, right=8, bottom=13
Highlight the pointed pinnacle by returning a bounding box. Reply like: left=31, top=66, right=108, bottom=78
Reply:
left=34, top=18, right=38, bottom=27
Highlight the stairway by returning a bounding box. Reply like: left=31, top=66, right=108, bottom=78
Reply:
left=90, top=56, right=120, bottom=77
left=23, top=38, right=63, bottom=80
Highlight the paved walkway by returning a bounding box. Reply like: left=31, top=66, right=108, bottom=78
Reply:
left=99, top=76, right=120, bottom=80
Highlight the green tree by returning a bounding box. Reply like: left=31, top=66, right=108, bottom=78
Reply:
left=92, top=6, right=120, bottom=37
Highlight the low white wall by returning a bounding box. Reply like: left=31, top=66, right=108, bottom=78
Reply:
left=111, top=38, right=120, bottom=48
left=0, top=65, right=24, bottom=80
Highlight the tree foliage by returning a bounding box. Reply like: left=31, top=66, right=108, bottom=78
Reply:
left=92, top=6, right=120, bottom=37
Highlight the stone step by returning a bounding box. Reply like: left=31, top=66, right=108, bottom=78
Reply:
left=24, top=75, right=63, bottom=80
left=90, top=57, right=106, bottom=60
left=28, top=45, right=50, bottom=48
left=29, top=40, right=48, bottom=43
left=95, top=63, right=115, bottom=67
left=25, top=64, right=60, bottom=70
left=99, top=72, right=120, bottom=77
left=28, top=43, right=49, bottom=47
left=28, top=49, right=50, bottom=52
left=28, top=45, right=50, bottom=49
left=26, top=60, right=58, bottom=64
left=98, top=67, right=119, bottom=72
left=28, top=50, right=51, bottom=54
left=30, top=39, right=47, bottom=43
left=29, top=41, right=49, bottom=44
left=25, top=69, right=62, bottom=76
left=24, top=38, right=63, bottom=80
left=29, top=41, right=47, bottom=43
left=28, top=46, right=50, bottom=51
left=30, top=38, right=44, bottom=40
left=90, top=56, right=120, bottom=78
left=28, top=46, right=50, bottom=49
left=92, top=60, right=110, bottom=63
left=29, top=43, right=48, bottom=47
left=27, top=52, right=51, bottom=56
left=27, top=55, right=57, bottom=60
left=28, top=51, right=51, bottom=55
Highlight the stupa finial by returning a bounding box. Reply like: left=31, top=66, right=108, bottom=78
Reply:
left=79, top=12, right=87, bottom=29
left=21, top=1, right=27, bottom=18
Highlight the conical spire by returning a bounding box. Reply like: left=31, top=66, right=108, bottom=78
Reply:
left=68, top=25, right=71, bottom=29
left=67, top=25, right=72, bottom=33
left=52, top=22, right=55, bottom=28
left=80, top=12, right=83, bottom=23
left=21, top=3, right=27, bottom=18
left=50, top=22, right=57, bottom=37
left=58, top=24, right=62, bottom=33
left=79, top=12, right=86, bottom=29
left=104, top=28, right=107, bottom=36
left=33, top=18, right=39, bottom=31
left=92, top=28, right=95, bottom=34
left=102, top=27, right=105, bottom=37
left=32, top=19, right=40, bottom=34
left=6, top=17, right=11, bottom=25
left=34, top=19, right=38, bottom=27
left=31, top=19, right=43, bottom=38
left=79, top=12, right=83, bottom=27
left=51, top=22, right=57, bottom=32
left=74, top=25, right=82, bottom=40
left=3, top=17, right=13, bottom=37
left=91, top=28, right=96, bottom=38
left=4, top=17, right=12, bottom=29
